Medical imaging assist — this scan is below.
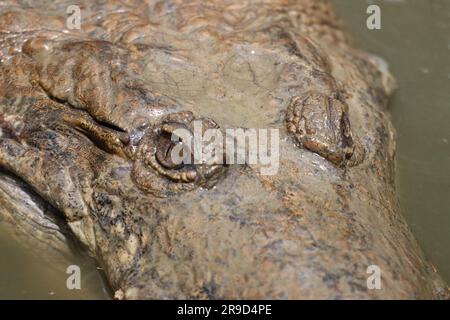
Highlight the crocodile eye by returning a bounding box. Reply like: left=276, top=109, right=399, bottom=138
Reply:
left=155, top=126, right=190, bottom=170
left=132, top=112, right=226, bottom=197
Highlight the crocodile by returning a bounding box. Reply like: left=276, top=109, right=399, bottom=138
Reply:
left=0, top=0, right=448, bottom=299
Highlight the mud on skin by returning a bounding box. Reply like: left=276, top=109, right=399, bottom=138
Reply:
left=0, top=0, right=448, bottom=299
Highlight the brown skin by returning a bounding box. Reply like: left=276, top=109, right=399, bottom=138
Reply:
left=0, top=0, right=448, bottom=299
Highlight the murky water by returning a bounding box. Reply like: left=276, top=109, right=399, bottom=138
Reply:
left=0, top=222, right=111, bottom=299
left=333, top=0, right=450, bottom=284
left=0, top=1, right=448, bottom=299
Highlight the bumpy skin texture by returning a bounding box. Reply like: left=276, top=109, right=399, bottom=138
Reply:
left=0, top=0, right=448, bottom=299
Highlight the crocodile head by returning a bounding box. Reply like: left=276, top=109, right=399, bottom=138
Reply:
left=0, top=0, right=448, bottom=299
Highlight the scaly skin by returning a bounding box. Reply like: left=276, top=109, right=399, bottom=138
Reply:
left=0, top=0, right=448, bottom=299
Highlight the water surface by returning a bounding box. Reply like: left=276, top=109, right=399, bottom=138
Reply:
left=0, top=222, right=110, bottom=299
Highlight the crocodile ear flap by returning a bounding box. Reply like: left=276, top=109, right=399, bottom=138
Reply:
left=285, top=91, right=364, bottom=167
left=23, top=38, right=117, bottom=122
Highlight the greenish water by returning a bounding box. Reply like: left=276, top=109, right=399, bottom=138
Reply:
left=333, top=0, right=450, bottom=284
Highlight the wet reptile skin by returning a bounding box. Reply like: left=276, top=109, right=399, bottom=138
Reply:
left=0, top=0, right=448, bottom=299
